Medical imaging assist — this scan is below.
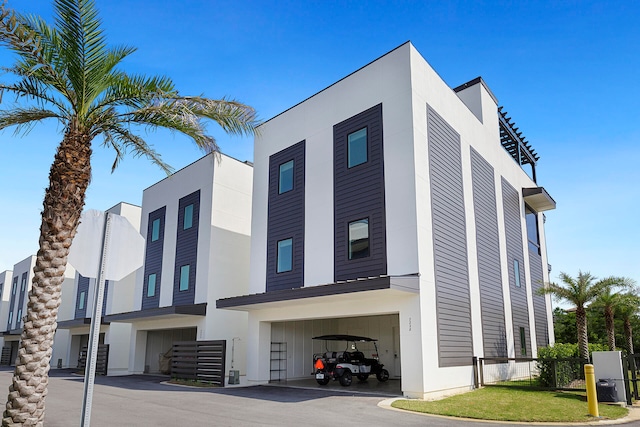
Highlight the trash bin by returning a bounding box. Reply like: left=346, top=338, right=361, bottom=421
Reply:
left=596, top=378, right=618, bottom=402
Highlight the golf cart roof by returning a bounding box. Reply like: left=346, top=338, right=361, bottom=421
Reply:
left=312, top=334, right=378, bottom=342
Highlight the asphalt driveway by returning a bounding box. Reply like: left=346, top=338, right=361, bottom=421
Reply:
left=0, top=368, right=638, bottom=426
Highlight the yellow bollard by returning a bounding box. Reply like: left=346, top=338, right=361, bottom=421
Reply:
left=584, top=364, right=599, bottom=418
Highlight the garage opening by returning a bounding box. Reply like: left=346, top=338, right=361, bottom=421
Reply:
left=270, top=314, right=401, bottom=393
left=144, top=327, right=196, bottom=374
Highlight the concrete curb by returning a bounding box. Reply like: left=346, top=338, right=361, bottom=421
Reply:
left=377, top=398, right=640, bottom=425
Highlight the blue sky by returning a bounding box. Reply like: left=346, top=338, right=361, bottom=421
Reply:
left=0, top=1, right=638, bottom=286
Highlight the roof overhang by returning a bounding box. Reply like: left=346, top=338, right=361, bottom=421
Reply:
left=2, top=328, right=22, bottom=337
left=57, top=317, right=110, bottom=330
left=216, top=275, right=419, bottom=311
left=104, top=303, right=207, bottom=323
left=523, top=187, right=556, bottom=212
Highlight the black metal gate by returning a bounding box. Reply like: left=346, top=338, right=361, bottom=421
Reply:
left=621, top=353, right=640, bottom=405
left=171, top=340, right=227, bottom=386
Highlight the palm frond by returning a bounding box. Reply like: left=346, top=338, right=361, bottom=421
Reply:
left=175, top=96, right=259, bottom=137
left=0, top=107, right=60, bottom=134
left=99, top=122, right=173, bottom=173
left=54, top=0, right=106, bottom=115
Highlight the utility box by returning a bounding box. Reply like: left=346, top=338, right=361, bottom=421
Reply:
left=596, top=378, right=618, bottom=403
left=229, top=370, right=240, bottom=385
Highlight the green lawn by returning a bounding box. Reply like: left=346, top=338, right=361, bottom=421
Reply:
left=391, top=386, right=628, bottom=422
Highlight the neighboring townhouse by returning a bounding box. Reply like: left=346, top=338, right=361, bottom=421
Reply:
left=1, top=256, right=36, bottom=365
left=54, top=202, right=142, bottom=375
left=217, top=41, right=556, bottom=398
left=0, top=270, right=13, bottom=364
left=103, top=152, right=253, bottom=381
left=0, top=256, right=76, bottom=366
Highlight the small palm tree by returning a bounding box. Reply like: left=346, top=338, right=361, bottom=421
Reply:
left=591, top=280, right=636, bottom=351
left=0, top=1, right=257, bottom=425
left=616, top=292, right=640, bottom=354
left=539, top=271, right=624, bottom=361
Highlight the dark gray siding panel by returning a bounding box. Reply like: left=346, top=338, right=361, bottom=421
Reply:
left=428, top=105, right=473, bottom=367
left=74, top=274, right=90, bottom=319
left=173, top=190, right=200, bottom=306
left=471, top=148, right=507, bottom=358
left=15, top=272, right=28, bottom=328
left=266, top=141, right=305, bottom=292
left=502, top=178, right=531, bottom=356
left=6, top=276, right=18, bottom=330
left=334, top=104, right=386, bottom=281
left=142, top=206, right=166, bottom=310
left=103, top=280, right=109, bottom=315
left=529, top=243, right=548, bottom=348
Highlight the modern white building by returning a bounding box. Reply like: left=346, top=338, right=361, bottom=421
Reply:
left=217, top=41, right=556, bottom=399
left=103, top=152, right=253, bottom=381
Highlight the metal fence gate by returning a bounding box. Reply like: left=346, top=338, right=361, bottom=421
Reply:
left=171, top=340, right=227, bottom=386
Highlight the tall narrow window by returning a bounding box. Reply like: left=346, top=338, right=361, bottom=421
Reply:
left=276, top=238, right=293, bottom=273
left=11, top=282, right=16, bottom=295
left=179, top=265, right=190, bottom=291
left=78, top=291, right=86, bottom=310
left=519, top=327, right=527, bottom=356
left=16, top=309, right=21, bottom=323
left=514, top=259, right=521, bottom=287
left=184, top=204, right=194, bottom=229
left=525, top=205, right=540, bottom=254
left=20, top=277, right=26, bottom=292
left=347, top=128, right=367, bottom=168
left=348, top=218, right=370, bottom=259
left=278, top=160, right=294, bottom=194
left=8, top=311, right=12, bottom=324
left=147, top=274, right=157, bottom=297
left=151, top=218, right=161, bottom=241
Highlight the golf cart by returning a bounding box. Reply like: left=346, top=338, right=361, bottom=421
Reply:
left=312, top=334, right=390, bottom=386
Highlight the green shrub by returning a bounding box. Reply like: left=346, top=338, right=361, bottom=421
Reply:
left=536, top=343, right=606, bottom=387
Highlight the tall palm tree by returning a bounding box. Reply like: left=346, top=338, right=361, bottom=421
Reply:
left=0, top=1, right=258, bottom=425
left=591, top=280, right=635, bottom=351
left=539, top=271, right=625, bottom=361
left=616, top=292, right=640, bottom=355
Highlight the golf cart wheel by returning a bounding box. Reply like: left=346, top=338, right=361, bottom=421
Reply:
left=339, top=371, right=352, bottom=386
left=376, top=369, right=389, bottom=382
left=356, top=374, right=369, bottom=381
left=315, top=370, right=330, bottom=385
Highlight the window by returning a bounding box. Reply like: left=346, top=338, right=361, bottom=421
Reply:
left=147, top=274, right=157, bottom=297
left=78, top=291, right=86, bottom=310
left=8, top=311, right=12, bottom=324
left=179, top=265, right=190, bottom=291
left=151, top=218, right=161, bottom=242
left=525, top=205, right=540, bottom=253
left=16, top=309, right=21, bottom=323
left=11, top=281, right=16, bottom=295
left=278, top=160, right=294, bottom=194
left=20, top=277, right=26, bottom=292
left=184, top=204, right=194, bottom=230
left=519, top=327, right=527, bottom=356
left=276, top=238, right=293, bottom=273
left=348, top=218, right=370, bottom=259
left=514, top=259, right=521, bottom=287
left=347, top=128, right=367, bottom=168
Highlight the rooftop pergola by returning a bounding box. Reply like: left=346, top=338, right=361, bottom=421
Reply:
left=498, top=106, right=539, bottom=183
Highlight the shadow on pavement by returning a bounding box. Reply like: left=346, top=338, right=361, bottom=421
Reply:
left=46, top=368, right=401, bottom=403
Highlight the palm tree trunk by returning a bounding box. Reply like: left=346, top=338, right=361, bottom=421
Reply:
left=3, top=130, right=91, bottom=427
left=605, top=307, right=616, bottom=351
left=575, top=306, right=589, bottom=361
left=625, top=318, right=634, bottom=355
